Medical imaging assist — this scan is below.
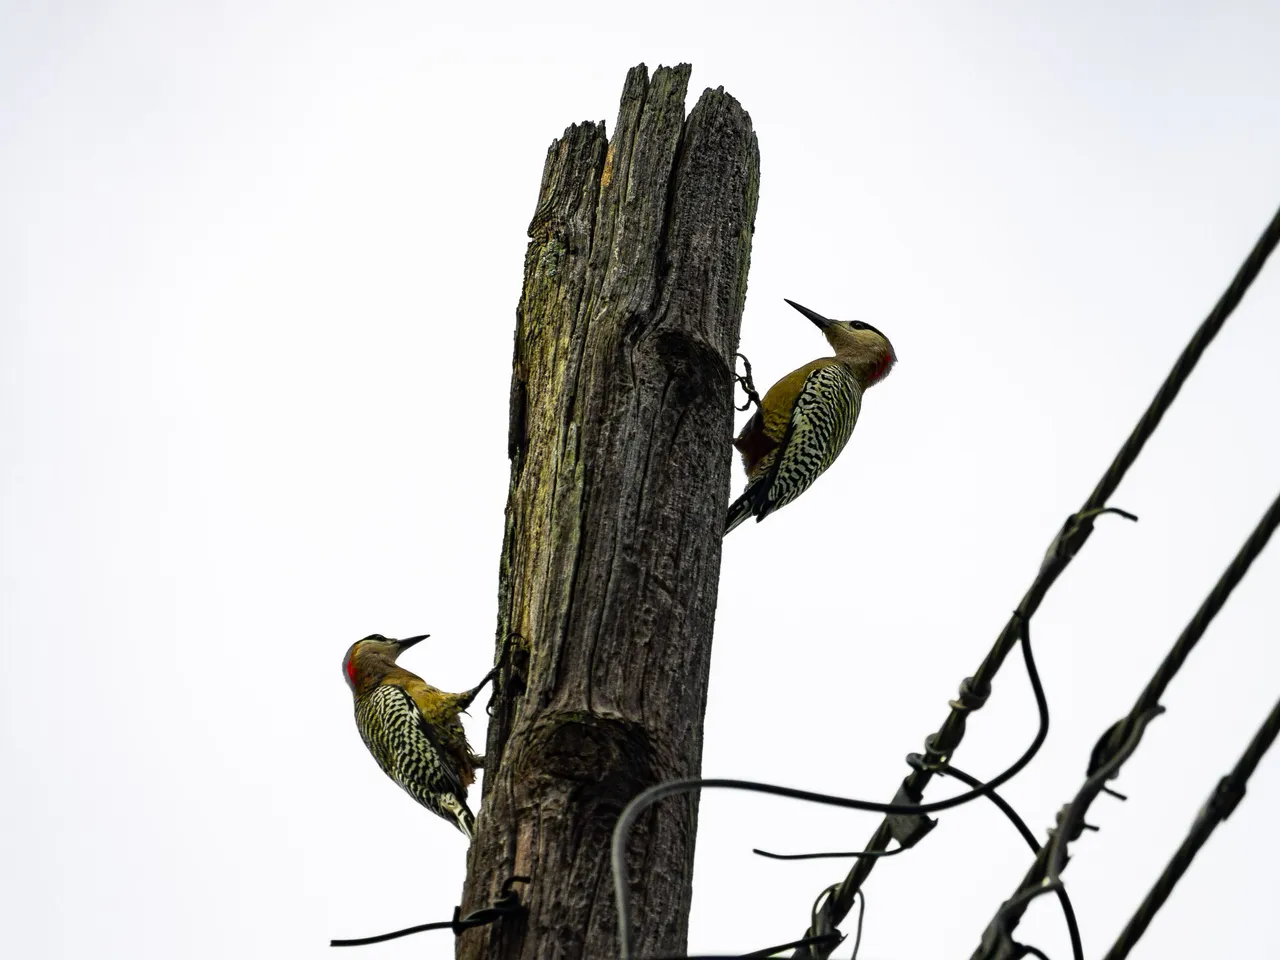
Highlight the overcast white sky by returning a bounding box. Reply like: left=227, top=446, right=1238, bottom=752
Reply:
left=4, top=3, right=1280, bottom=959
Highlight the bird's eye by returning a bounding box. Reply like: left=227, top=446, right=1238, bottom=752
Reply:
left=848, top=321, right=868, bottom=330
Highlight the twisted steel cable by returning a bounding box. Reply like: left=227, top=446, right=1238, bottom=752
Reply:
left=1099, top=693, right=1280, bottom=959
left=971, top=488, right=1280, bottom=959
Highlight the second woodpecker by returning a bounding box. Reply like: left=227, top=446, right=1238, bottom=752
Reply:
left=342, top=634, right=496, bottom=840
left=726, top=299, right=896, bottom=535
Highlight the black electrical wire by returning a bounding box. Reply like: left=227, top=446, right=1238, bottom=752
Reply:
left=938, top=765, right=1083, bottom=960
left=939, top=766, right=1039, bottom=851
left=740, top=934, right=841, bottom=959
left=1100, top=694, right=1280, bottom=960
left=1081, top=205, right=1280, bottom=514
left=329, top=912, right=500, bottom=948
left=789, top=202, right=1280, bottom=960
left=330, top=876, right=528, bottom=947
left=745, top=755, right=1083, bottom=957
left=992, top=707, right=1165, bottom=929
left=1046, top=708, right=1166, bottom=881
left=635, top=933, right=842, bottom=960
left=975, top=488, right=1280, bottom=958
left=331, top=919, right=459, bottom=947
left=803, top=888, right=865, bottom=960
left=1099, top=490, right=1280, bottom=766
left=752, top=845, right=909, bottom=862
left=612, top=620, right=1047, bottom=960
left=760, top=761, right=1061, bottom=875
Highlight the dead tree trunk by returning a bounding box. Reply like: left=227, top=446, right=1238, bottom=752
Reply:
left=457, top=64, right=759, bottom=960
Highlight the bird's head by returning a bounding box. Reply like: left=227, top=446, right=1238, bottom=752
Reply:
left=342, top=633, right=428, bottom=692
left=786, top=298, right=896, bottom=387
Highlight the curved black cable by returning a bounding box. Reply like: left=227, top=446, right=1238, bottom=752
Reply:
left=756, top=757, right=1063, bottom=874
left=939, top=765, right=1039, bottom=850
left=613, top=620, right=1047, bottom=960
left=330, top=876, right=528, bottom=948
left=939, top=765, right=1083, bottom=960
left=331, top=919, right=458, bottom=947
left=752, top=845, right=908, bottom=862
left=993, top=707, right=1165, bottom=928
left=975, top=489, right=1280, bottom=959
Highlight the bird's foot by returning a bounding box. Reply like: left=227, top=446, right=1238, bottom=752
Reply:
left=733, top=352, right=762, bottom=413
left=459, top=663, right=500, bottom=712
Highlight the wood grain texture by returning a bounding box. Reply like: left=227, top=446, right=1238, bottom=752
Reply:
left=458, top=63, right=759, bottom=960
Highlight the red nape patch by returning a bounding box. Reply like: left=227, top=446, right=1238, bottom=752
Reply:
left=870, top=352, right=896, bottom=385
left=346, top=657, right=358, bottom=685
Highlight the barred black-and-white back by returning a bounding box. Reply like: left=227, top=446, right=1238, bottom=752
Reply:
left=355, top=683, right=476, bottom=839
left=726, top=363, right=862, bottom=532
left=769, top=364, right=861, bottom=508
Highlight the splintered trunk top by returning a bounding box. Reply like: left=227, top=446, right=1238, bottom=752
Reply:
left=456, top=64, right=759, bottom=960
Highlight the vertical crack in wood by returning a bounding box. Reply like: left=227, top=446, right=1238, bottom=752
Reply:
left=459, top=63, right=759, bottom=960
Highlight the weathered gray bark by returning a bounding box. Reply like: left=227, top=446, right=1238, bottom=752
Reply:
left=457, top=64, right=759, bottom=960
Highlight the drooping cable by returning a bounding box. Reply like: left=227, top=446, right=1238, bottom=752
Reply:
left=613, top=620, right=1047, bottom=959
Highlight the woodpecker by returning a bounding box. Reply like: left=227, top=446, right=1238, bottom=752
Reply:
left=342, top=634, right=496, bottom=840
left=726, top=299, right=896, bottom=535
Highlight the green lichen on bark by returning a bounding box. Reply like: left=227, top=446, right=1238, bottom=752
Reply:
left=460, top=63, right=760, bottom=960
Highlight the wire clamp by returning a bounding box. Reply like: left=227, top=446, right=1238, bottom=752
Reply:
left=885, top=777, right=937, bottom=849
left=950, top=675, right=992, bottom=715
left=450, top=874, right=530, bottom=935
left=1206, top=775, right=1247, bottom=822
left=1042, top=505, right=1138, bottom=569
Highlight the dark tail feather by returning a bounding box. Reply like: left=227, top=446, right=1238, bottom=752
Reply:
left=725, top=478, right=769, bottom=536
left=725, top=494, right=753, bottom=536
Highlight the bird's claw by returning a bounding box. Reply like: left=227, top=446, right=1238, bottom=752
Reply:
left=733, top=352, right=762, bottom=413
left=485, top=632, right=523, bottom=716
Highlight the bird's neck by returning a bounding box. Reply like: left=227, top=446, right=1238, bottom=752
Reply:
left=834, top=348, right=894, bottom=387
left=354, top=664, right=414, bottom=697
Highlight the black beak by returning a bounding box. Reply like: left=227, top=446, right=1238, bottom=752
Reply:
left=396, top=634, right=429, bottom=652
left=784, top=299, right=832, bottom=331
